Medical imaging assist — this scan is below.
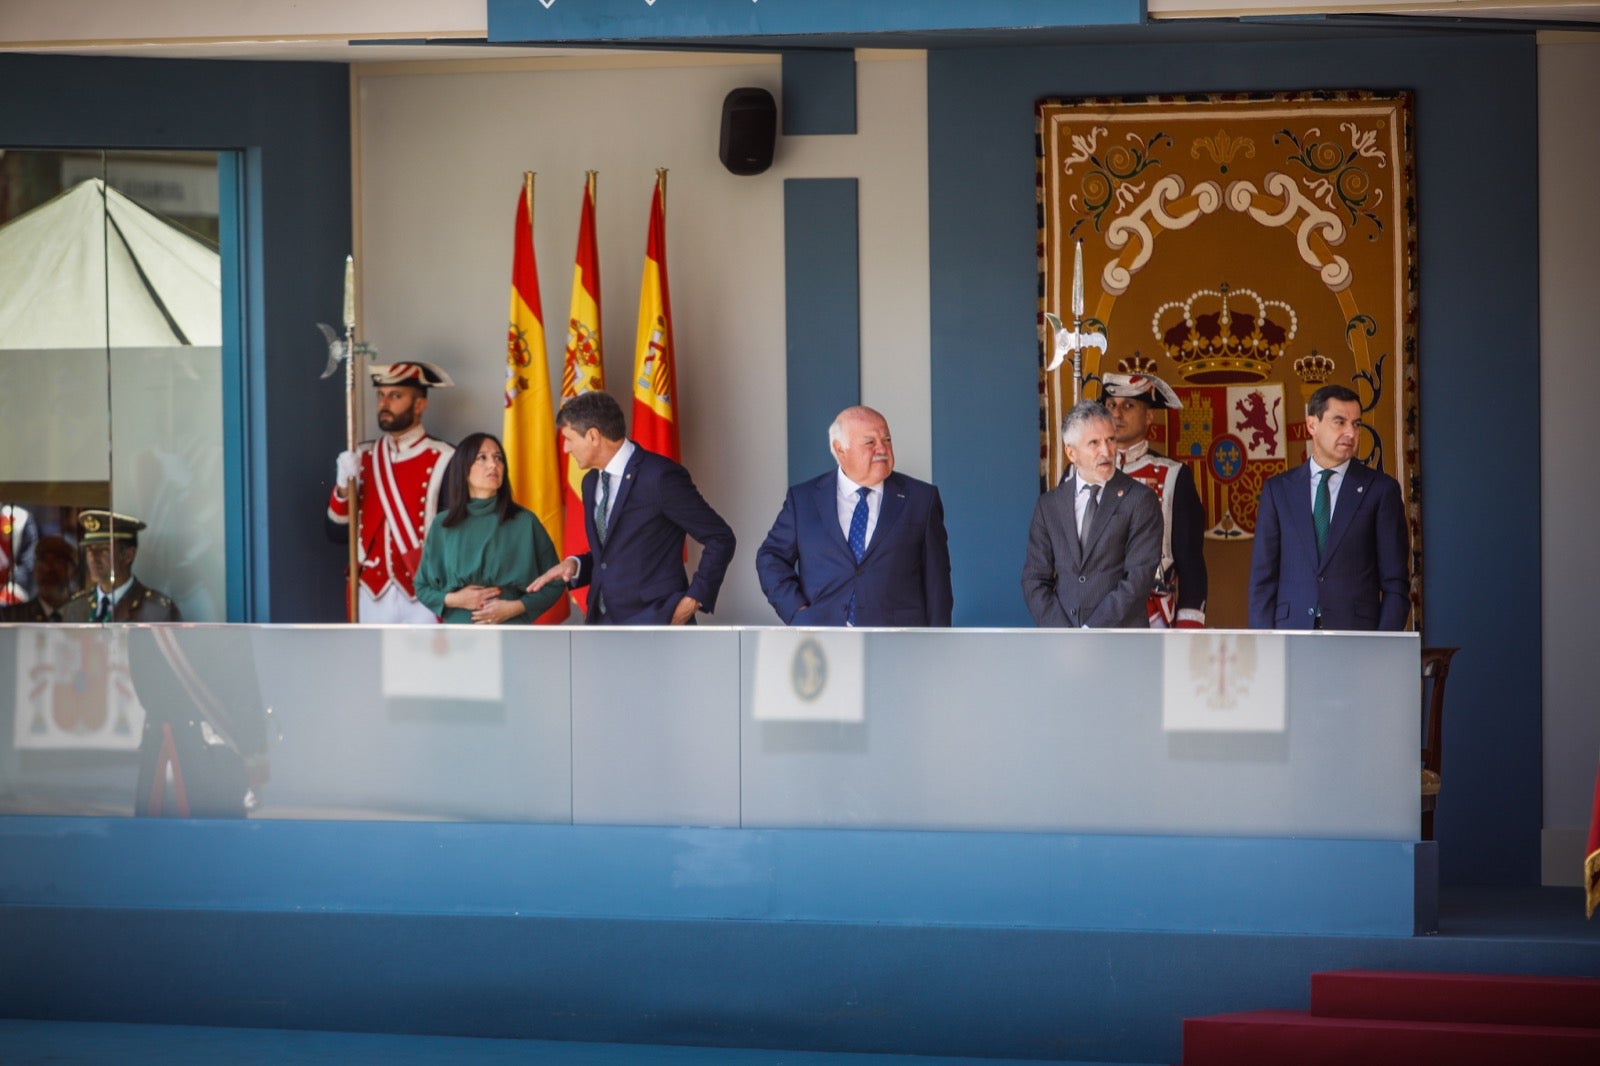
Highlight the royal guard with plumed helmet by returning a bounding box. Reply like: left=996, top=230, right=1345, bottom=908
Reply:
left=327, top=361, right=455, bottom=623
left=1100, top=371, right=1208, bottom=627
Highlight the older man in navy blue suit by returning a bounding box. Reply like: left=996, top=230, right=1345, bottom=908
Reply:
left=756, top=405, right=953, bottom=627
left=531, top=392, right=734, bottom=624
left=1249, top=384, right=1410, bottom=631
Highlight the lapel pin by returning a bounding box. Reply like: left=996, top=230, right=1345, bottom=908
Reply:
left=1356, top=486, right=1364, bottom=493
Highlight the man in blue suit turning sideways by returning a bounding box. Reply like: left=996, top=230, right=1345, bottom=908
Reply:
left=756, top=405, right=953, bottom=626
left=530, top=391, right=735, bottom=624
left=1248, top=383, right=1410, bottom=631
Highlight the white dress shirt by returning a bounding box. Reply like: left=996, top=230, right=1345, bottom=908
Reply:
left=835, top=469, right=883, bottom=550
left=1308, top=458, right=1352, bottom=517
left=1071, top=474, right=1102, bottom=536
left=596, top=439, right=636, bottom=531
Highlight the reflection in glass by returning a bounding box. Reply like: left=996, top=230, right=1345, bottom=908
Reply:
left=127, top=625, right=268, bottom=817
left=1, top=627, right=1418, bottom=836
left=0, top=149, right=223, bottom=621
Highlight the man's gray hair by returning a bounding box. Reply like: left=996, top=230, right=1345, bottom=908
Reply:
left=1061, top=400, right=1113, bottom=447
left=827, top=405, right=888, bottom=451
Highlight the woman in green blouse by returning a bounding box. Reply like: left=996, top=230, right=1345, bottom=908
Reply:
left=414, top=431, right=564, bottom=624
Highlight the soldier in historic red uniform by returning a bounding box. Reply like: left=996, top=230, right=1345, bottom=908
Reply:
left=1101, top=372, right=1208, bottom=628
left=1, top=502, right=39, bottom=605
left=327, top=361, right=455, bottom=623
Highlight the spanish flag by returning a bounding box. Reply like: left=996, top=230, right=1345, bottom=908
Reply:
left=503, top=173, right=567, bottom=624
left=562, top=172, right=605, bottom=612
left=631, top=169, right=679, bottom=463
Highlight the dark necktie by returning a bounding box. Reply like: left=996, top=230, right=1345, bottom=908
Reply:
left=92, top=591, right=111, bottom=623
left=847, top=486, right=870, bottom=563
left=845, top=486, right=870, bottom=626
left=596, top=472, right=612, bottom=546
left=1313, top=468, right=1333, bottom=557
left=1079, top=482, right=1100, bottom=542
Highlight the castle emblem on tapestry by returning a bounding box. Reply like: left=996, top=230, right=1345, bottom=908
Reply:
left=1036, top=91, right=1420, bottom=623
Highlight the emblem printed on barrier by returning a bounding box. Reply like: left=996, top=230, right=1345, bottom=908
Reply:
left=1163, top=632, right=1286, bottom=734
left=1189, top=632, right=1257, bottom=710
left=790, top=638, right=827, bottom=702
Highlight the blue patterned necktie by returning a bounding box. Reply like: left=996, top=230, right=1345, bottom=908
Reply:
left=847, top=486, right=870, bottom=564
left=1313, top=468, right=1333, bottom=557
left=92, top=591, right=111, bottom=623
left=844, top=486, right=870, bottom=626
left=596, top=472, right=611, bottom=546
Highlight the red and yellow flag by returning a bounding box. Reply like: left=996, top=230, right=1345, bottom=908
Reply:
left=561, top=172, right=605, bottom=611
left=504, top=172, right=567, bottom=624
left=631, top=169, right=679, bottom=463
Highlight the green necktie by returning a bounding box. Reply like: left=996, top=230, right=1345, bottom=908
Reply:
left=1313, top=468, right=1333, bottom=557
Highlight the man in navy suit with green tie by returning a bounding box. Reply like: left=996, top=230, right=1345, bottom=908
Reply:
left=1248, top=384, right=1411, bottom=630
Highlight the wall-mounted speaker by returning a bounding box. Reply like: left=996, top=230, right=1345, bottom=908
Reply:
left=719, top=87, right=776, bottom=176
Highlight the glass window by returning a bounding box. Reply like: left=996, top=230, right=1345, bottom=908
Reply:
left=0, top=148, right=224, bottom=623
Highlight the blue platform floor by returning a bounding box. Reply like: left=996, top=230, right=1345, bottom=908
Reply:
left=0, top=1023, right=1159, bottom=1066
left=2, top=887, right=1593, bottom=1065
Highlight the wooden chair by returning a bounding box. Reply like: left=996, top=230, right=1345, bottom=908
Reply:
left=1420, top=646, right=1459, bottom=841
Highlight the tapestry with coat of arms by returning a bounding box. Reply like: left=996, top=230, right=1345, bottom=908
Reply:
left=1036, top=90, right=1419, bottom=628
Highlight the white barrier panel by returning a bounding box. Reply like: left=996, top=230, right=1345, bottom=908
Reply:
left=0, top=625, right=1418, bottom=840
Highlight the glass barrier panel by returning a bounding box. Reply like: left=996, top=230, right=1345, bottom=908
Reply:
left=0, top=624, right=575, bottom=821
left=1, top=149, right=225, bottom=624
left=103, top=150, right=224, bottom=622
left=741, top=628, right=1419, bottom=839
left=2, top=626, right=1418, bottom=837
left=1, top=150, right=112, bottom=624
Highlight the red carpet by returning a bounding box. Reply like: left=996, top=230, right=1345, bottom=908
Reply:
left=1182, top=970, right=1600, bottom=1065
left=1311, top=968, right=1600, bottom=1027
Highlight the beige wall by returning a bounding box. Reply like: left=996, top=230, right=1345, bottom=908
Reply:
left=355, top=52, right=930, bottom=626
left=1537, top=37, right=1600, bottom=885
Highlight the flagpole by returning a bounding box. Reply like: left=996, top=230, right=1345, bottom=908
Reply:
left=1070, top=239, right=1085, bottom=407
left=342, top=255, right=360, bottom=622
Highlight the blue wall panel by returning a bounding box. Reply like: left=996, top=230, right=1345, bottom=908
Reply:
left=784, top=178, right=861, bottom=483
left=927, top=35, right=1541, bottom=885
left=489, top=0, right=1143, bottom=42
left=0, top=54, right=351, bottom=623
left=782, top=51, right=857, bottom=136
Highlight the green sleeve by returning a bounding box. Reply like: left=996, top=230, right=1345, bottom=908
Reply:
left=414, top=517, right=451, bottom=616
left=519, top=515, right=563, bottom=620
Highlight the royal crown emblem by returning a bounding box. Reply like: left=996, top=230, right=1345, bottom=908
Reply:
left=1153, top=283, right=1299, bottom=385
left=1117, top=352, right=1160, bottom=377
left=1293, top=349, right=1335, bottom=385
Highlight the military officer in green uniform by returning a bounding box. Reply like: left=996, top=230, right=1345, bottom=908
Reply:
left=59, top=510, right=180, bottom=622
